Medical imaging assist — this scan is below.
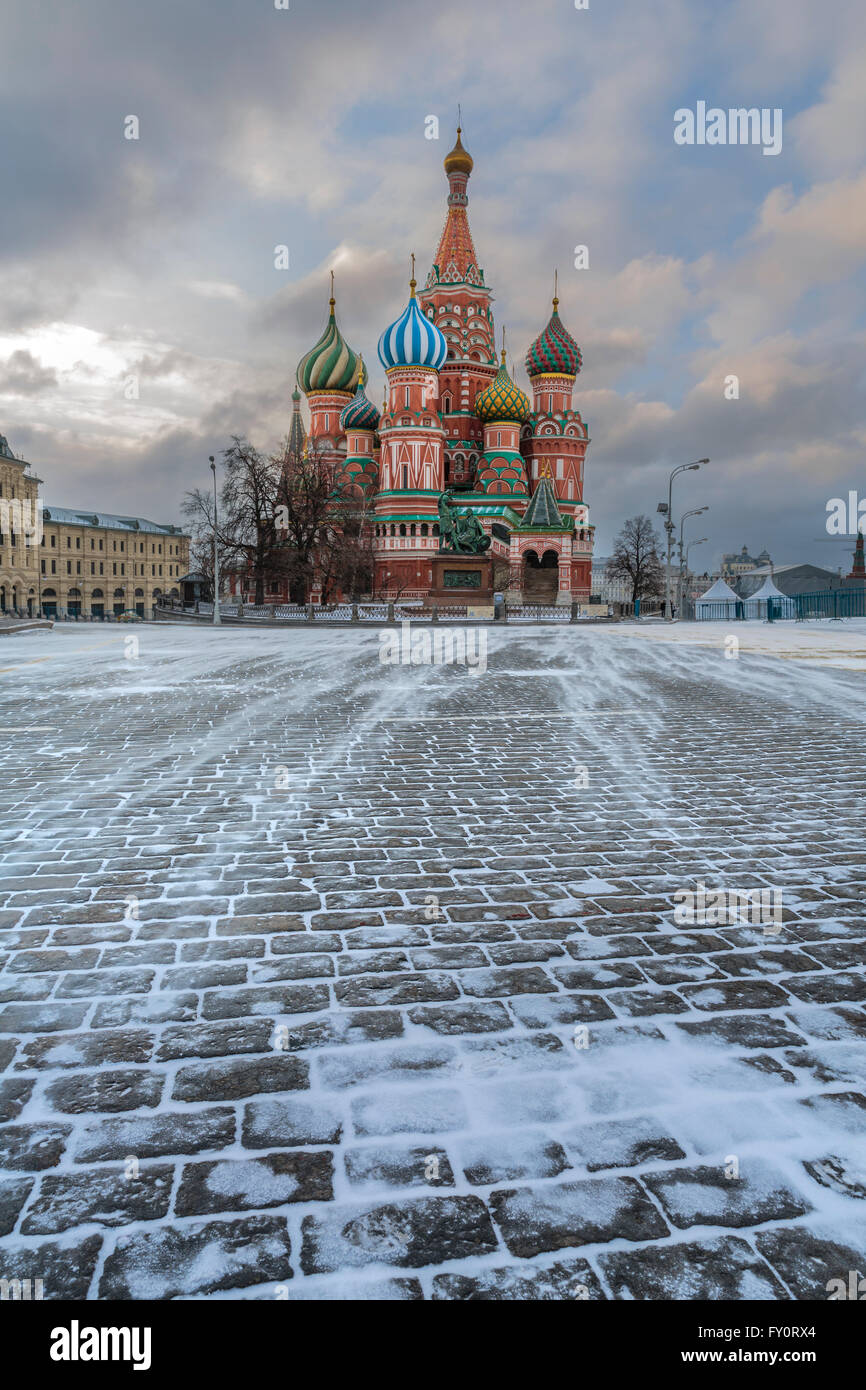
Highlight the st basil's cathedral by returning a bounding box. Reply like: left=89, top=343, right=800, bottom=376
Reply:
left=292, top=127, right=594, bottom=605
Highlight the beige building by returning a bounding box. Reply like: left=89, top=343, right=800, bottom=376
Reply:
left=0, top=434, right=189, bottom=619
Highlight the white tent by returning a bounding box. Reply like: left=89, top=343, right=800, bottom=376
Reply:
left=695, top=576, right=740, bottom=619
left=744, top=573, right=795, bottom=619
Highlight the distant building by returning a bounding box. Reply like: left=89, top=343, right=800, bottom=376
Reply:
left=0, top=433, right=190, bottom=619
left=591, top=556, right=631, bottom=603
left=721, top=544, right=772, bottom=577
left=735, top=563, right=840, bottom=599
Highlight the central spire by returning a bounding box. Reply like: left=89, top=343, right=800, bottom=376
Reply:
left=427, top=123, right=483, bottom=290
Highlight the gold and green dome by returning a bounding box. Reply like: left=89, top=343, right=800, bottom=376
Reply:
left=296, top=288, right=361, bottom=396
left=475, top=353, right=531, bottom=424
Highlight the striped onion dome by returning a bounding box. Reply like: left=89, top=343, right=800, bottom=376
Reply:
left=297, top=293, right=361, bottom=395
left=378, top=278, right=448, bottom=372
left=525, top=298, right=582, bottom=379
left=475, top=353, right=530, bottom=424
left=340, top=359, right=381, bottom=432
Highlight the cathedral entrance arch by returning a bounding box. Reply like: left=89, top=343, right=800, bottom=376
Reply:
left=522, top=547, right=559, bottom=604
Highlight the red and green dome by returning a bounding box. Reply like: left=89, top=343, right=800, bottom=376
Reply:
left=475, top=356, right=530, bottom=424
left=525, top=299, right=582, bottom=379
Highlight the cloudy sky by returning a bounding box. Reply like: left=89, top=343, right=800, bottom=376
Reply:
left=2, top=0, right=865, bottom=570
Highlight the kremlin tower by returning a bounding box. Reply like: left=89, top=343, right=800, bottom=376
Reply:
left=291, top=126, right=594, bottom=605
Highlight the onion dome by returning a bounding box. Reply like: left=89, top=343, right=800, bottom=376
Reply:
left=340, top=358, right=381, bottom=432
left=475, top=350, right=531, bottom=424
left=444, top=126, right=473, bottom=178
left=378, top=271, right=448, bottom=372
left=296, top=283, right=361, bottom=395
left=525, top=294, right=582, bottom=379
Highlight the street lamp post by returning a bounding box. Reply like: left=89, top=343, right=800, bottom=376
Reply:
left=682, top=538, right=708, bottom=613
left=677, top=505, right=709, bottom=617
left=664, top=460, right=709, bottom=620
left=209, top=456, right=221, bottom=626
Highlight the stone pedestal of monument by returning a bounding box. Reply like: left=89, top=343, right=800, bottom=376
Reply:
left=428, top=554, right=494, bottom=609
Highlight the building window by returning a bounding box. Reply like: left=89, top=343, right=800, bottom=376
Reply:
left=50, top=534, right=55, bottom=547
left=51, top=559, right=56, bottom=574
left=41, top=559, right=45, bottom=575
left=99, top=539, right=103, bottom=550
left=421, top=523, right=428, bottom=537
left=66, top=536, right=71, bottom=548
left=402, top=464, right=408, bottom=489
left=90, top=538, right=94, bottom=549
left=76, top=561, right=81, bottom=574
left=67, top=560, right=71, bottom=574
left=99, top=562, right=103, bottom=575
left=91, top=562, right=95, bottom=574
left=113, top=563, right=117, bottom=576
left=76, top=536, right=81, bottom=549
left=121, top=564, right=125, bottom=576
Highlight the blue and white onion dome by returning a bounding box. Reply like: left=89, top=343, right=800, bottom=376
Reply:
left=340, top=358, right=381, bottom=432
left=378, top=273, right=448, bottom=372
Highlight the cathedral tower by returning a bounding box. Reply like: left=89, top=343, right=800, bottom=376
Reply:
left=418, top=127, right=497, bottom=492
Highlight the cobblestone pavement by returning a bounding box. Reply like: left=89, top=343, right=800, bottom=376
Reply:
left=1, top=622, right=865, bottom=1300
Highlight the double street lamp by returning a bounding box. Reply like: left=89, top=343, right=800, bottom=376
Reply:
left=660, top=459, right=709, bottom=620
left=209, top=455, right=221, bottom=626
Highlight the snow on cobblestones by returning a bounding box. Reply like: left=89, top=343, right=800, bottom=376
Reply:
left=0, top=621, right=865, bottom=1299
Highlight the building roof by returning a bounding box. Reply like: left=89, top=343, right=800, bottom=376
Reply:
left=43, top=507, right=186, bottom=536
left=520, top=475, right=564, bottom=529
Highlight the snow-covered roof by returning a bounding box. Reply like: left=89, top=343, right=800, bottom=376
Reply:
left=42, top=506, right=186, bottom=536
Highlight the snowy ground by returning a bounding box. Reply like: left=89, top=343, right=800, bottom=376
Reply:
left=0, top=620, right=864, bottom=1301
left=612, top=617, right=866, bottom=672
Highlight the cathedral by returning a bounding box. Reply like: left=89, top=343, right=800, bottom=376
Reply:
left=293, top=126, right=594, bottom=605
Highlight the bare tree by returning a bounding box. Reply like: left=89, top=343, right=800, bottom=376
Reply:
left=272, top=435, right=348, bottom=603
left=606, top=515, right=664, bottom=604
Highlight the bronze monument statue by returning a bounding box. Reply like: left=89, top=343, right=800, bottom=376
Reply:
left=437, top=489, right=491, bottom=555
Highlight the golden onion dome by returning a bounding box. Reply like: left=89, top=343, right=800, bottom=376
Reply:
left=444, top=126, right=473, bottom=177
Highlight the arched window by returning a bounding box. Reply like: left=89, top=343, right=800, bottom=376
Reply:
left=442, top=394, right=451, bottom=414
left=402, top=464, right=408, bottom=489
left=421, top=523, right=428, bottom=537
left=390, top=524, right=396, bottom=536
left=399, top=523, right=407, bottom=537
left=404, top=386, right=410, bottom=408
left=410, top=523, right=416, bottom=536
